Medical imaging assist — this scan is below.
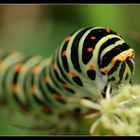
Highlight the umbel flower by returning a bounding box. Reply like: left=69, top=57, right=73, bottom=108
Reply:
left=81, top=85, right=140, bottom=136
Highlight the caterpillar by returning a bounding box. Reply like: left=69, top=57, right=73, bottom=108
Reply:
left=0, top=27, right=135, bottom=121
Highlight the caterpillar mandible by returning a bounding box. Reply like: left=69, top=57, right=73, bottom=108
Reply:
left=0, top=27, right=135, bottom=118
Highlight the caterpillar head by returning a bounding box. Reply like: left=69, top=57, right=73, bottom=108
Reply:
left=100, top=45, right=135, bottom=95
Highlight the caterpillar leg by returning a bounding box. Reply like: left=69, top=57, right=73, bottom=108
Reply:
left=105, top=84, right=111, bottom=100
left=100, top=84, right=112, bottom=99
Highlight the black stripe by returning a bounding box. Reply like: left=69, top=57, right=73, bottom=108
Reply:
left=32, top=95, right=46, bottom=105
left=82, top=28, right=117, bottom=64
left=52, top=54, right=68, bottom=84
left=61, top=41, right=69, bottom=72
left=49, top=68, right=61, bottom=89
left=39, top=68, right=53, bottom=105
left=126, top=58, right=134, bottom=74
left=56, top=52, right=72, bottom=84
left=87, top=70, right=96, bottom=80
left=31, top=67, right=52, bottom=106
left=108, top=77, right=116, bottom=82
left=1, top=67, right=11, bottom=102
left=0, top=53, right=21, bottom=102
left=13, top=95, right=29, bottom=110
left=12, top=57, right=32, bottom=108
left=54, top=69, right=65, bottom=83
left=65, top=88, right=75, bottom=94
left=119, top=62, right=126, bottom=82
left=72, top=76, right=83, bottom=87
left=71, top=28, right=91, bottom=72
left=22, top=73, right=31, bottom=107
left=23, top=73, right=29, bottom=94
left=52, top=53, right=75, bottom=94
left=125, top=73, right=129, bottom=80
left=13, top=57, right=31, bottom=84
left=13, top=72, right=19, bottom=84
left=98, top=37, right=121, bottom=68
left=12, top=86, right=30, bottom=109
left=101, top=43, right=129, bottom=68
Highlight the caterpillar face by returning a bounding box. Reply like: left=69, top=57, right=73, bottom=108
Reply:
left=98, top=37, right=135, bottom=95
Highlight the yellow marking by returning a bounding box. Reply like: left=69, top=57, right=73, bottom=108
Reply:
left=123, top=63, right=131, bottom=79
left=101, top=49, right=134, bottom=75
left=111, top=49, right=134, bottom=65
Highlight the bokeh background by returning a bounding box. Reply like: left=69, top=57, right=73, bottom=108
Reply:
left=0, top=4, right=140, bottom=135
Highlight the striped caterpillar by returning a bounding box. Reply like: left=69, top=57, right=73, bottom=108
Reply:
left=0, top=27, right=135, bottom=132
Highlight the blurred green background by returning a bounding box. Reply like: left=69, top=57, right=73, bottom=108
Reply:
left=0, top=4, right=140, bottom=135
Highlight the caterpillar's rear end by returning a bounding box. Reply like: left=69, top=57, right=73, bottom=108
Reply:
left=0, top=27, right=135, bottom=134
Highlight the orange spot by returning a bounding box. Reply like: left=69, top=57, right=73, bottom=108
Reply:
left=90, top=36, right=96, bottom=40
left=31, top=86, right=37, bottom=93
left=32, top=66, right=40, bottom=74
left=62, top=50, right=67, bottom=56
left=16, top=64, right=24, bottom=73
left=42, top=105, right=50, bottom=112
left=12, top=84, right=18, bottom=93
left=102, top=69, right=109, bottom=75
left=87, top=47, right=94, bottom=52
left=54, top=94, right=62, bottom=100
left=66, top=36, right=72, bottom=42
left=62, top=83, right=69, bottom=89
left=89, top=64, right=95, bottom=70
left=106, top=28, right=110, bottom=33
left=70, top=71, right=77, bottom=77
